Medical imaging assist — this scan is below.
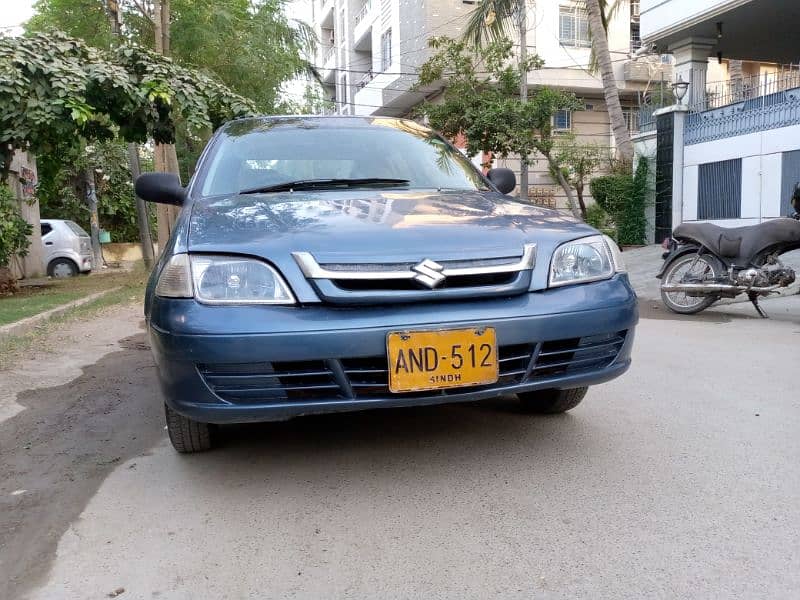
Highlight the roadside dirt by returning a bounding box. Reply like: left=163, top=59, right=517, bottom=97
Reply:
left=0, top=304, right=163, bottom=600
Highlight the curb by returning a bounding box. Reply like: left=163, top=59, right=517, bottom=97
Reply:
left=0, top=287, right=122, bottom=341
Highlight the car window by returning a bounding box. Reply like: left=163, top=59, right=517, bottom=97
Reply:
left=199, top=120, right=489, bottom=197
left=65, top=221, right=89, bottom=237
left=41, top=223, right=53, bottom=236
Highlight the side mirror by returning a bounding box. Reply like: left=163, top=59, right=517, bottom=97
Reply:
left=487, top=168, right=516, bottom=195
left=135, top=172, right=186, bottom=206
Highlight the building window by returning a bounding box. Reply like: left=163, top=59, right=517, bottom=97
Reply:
left=623, top=108, right=639, bottom=134
left=381, top=29, right=392, bottom=71
left=559, top=5, right=591, bottom=48
left=552, top=110, right=572, bottom=132
left=630, top=22, right=641, bottom=52
left=698, top=159, right=742, bottom=220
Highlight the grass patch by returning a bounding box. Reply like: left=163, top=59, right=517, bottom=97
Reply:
left=0, top=267, right=149, bottom=326
left=0, top=267, right=149, bottom=368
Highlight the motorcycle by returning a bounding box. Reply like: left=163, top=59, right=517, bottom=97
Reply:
left=657, top=187, right=800, bottom=317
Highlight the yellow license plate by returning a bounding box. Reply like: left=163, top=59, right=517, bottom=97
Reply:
left=387, top=327, right=498, bottom=393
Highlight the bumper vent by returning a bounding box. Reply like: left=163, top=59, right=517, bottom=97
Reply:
left=198, top=332, right=627, bottom=405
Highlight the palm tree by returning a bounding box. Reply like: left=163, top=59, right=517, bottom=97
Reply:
left=585, top=0, right=634, bottom=161
left=464, top=1, right=531, bottom=201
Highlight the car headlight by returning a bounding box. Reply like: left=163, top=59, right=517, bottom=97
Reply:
left=549, top=235, right=625, bottom=287
left=155, top=254, right=295, bottom=304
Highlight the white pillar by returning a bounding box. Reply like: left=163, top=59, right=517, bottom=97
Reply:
left=671, top=107, right=689, bottom=228
left=668, top=37, right=716, bottom=109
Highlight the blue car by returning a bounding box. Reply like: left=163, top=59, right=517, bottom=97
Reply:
left=136, top=116, right=638, bottom=453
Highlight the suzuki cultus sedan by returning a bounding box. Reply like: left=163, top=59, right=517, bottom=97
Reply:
left=136, top=117, right=638, bottom=453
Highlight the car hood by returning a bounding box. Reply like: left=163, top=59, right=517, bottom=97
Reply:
left=188, top=189, right=595, bottom=262
left=187, top=189, right=599, bottom=300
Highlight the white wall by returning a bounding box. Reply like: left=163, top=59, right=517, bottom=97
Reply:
left=680, top=123, right=800, bottom=224
left=641, top=0, right=742, bottom=42
left=528, top=0, right=634, bottom=90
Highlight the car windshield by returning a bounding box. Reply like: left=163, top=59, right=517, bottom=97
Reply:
left=198, top=119, right=489, bottom=197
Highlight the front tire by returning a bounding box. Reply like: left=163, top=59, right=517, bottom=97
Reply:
left=660, top=253, right=723, bottom=314
left=165, top=404, right=213, bottom=453
left=518, top=387, right=588, bottom=414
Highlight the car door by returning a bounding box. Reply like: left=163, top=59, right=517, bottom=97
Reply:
left=41, top=221, right=56, bottom=263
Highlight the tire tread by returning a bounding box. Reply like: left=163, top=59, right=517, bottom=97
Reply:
left=165, top=405, right=212, bottom=453
left=518, top=387, right=588, bottom=414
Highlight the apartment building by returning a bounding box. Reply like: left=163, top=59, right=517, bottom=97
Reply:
left=312, top=0, right=671, bottom=205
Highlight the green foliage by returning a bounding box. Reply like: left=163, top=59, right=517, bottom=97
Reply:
left=589, top=173, right=631, bottom=216
left=415, top=37, right=579, bottom=166
left=589, top=159, right=649, bottom=245
left=37, top=141, right=154, bottom=242
left=29, top=0, right=316, bottom=113
left=620, top=158, right=650, bottom=245
left=585, top=202, right=612, bottom=231
left=0, top=185, right=32, bottom=268
left=0, top=31, right=256, bottom=176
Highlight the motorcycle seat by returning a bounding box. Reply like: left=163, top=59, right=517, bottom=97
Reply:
left=673, top=218, right=800, bottom=264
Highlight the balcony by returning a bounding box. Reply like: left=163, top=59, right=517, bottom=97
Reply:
left=623, top=58, right=672, bottom=83
left=317, top=0, right=334, bottom=28
left=320, top=45, right=337, bottom=83
left=685, top=86, right=800, bottom=145
left=353, top=0, right=376, bottom=51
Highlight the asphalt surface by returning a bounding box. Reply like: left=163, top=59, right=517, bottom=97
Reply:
left=1, top=265, right=799, bottom=599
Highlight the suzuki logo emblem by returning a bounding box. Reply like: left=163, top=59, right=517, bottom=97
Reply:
left=412, top=259, right=446, bottom=289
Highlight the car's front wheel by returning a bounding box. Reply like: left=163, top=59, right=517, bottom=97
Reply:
left=165, top=404, right=213, bottom=453
left=518, top=387, right=588, bottom=414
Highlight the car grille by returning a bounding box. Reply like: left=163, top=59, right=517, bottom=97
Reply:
left=291, top=245, right=537, bottom=304
left=198, top=331, right=627, bottom=404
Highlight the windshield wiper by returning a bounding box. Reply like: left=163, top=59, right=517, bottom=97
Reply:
left=240, top=178, right=410, bottom=194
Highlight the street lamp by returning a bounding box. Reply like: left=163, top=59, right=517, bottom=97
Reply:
left=672, top=75, right=690, bottom=106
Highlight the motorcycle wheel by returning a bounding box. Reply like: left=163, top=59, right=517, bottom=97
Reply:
left=661, top=253, right=723, bottom=314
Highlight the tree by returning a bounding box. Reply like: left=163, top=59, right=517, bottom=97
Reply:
left=415, top=37, right=583, bottom=218
left=551, top=137, right=608, bottom=220
left=0, top=184, right=33, bottom=293
left=463, top=0, right=532, bottom=200
left=27, top=0, right=315, bottom=250
left=29, top=1, right=316, bottom=112
left=36, top=140, right=155, bottom=243
left=0, top=31, right=255, bottom=283
left=585, top=0, right=633, bottom=161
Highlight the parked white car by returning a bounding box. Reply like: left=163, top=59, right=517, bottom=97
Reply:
left=40, top=219, right=93, bottom=277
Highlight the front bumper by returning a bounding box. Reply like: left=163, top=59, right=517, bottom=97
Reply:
left=148, top=275, right=638, bottom=424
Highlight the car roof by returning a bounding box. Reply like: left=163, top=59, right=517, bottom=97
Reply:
left=219, top=115, right=431, bottom=135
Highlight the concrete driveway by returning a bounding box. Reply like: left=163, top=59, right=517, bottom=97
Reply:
left=1, top=252, right=799, bottom=599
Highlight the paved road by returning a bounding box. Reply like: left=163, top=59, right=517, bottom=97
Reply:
left=1, top=280, right=799, bottom=599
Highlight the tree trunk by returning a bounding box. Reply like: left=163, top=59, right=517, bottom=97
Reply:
left=585, top=0, right=633, bottom=162
left=575, top=183, right=588, bottom=220
left=127, top=143, right=155, bottom=268
left=545, top=154, right=582, bottom=220
left=517, top=5, right=529, bottom=201
left=84, top=167, right=104, bottom=268
left=152, top=0, right=181, bottom=253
